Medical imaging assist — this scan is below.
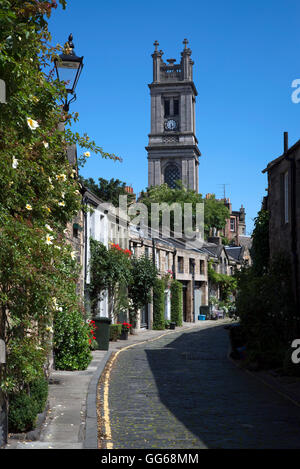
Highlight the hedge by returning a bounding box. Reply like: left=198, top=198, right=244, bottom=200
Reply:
left=109, top=324, right=122, bottom=341
left=171, top=280, right=183, bottom=326
left=153, top=278, right=165, bottom=330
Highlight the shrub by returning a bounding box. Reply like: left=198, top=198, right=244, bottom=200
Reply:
left=171, top=280, right=183, bottom=326
left=30, top=376, right=48, bottom=414
left=8, top=390, right=39, bottom=433
left=153, top=278, right=165, bottom=330
left=8, top=376, right=48, bottom=433
left=53, top=308, right=92, bottom=370
left=110, top=324, right=122, bottom=341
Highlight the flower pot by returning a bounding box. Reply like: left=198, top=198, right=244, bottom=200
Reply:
left=120, top=330, right=129, bottom=340
left=170, top=322, right=176, bottom=330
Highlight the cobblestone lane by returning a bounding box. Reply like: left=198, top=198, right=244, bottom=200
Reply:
left=105, top=324, right=300, bottom=449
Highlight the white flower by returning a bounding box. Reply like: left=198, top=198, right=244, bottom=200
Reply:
left=61, top=192, right=65, bottom=199
left=12, top=157, right=19, bottom=169
left=45, top=234, right=53, bottom=245
left=45, top=224, right=53, bottom=232
left=26, top=204, right=32, bottom=211
left=43, top=141, right=49, bottom=149
left=48, top=176, right=52, bottom=184
left=84, top=151, right=90, bottom=157
left=70, top=251, right=77, bottom=260
left=58, top=201, right=65, bottom=207
left=56, top=174, right=66, bottom=182
left=45, top=326, right=53, bottom=334
left=54, top=245, right=61, bottom=250
left=26, top=117, right=39, bottom=131
left=75, top=190, right=80, bottom=195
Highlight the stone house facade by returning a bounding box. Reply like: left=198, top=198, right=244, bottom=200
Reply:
left=262, top=132, right=300, bottom=310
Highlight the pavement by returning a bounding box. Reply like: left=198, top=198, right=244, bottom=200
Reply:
left=5, top=320, right=224, bottom=449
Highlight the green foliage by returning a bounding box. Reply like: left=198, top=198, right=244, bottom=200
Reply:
left=53, top=307, right=92, bottom=371
left=152, top=278, right=165, bottom=330
left=128, top=255, right=158, bottom=325
left=236, top=254, right=298, bottom=369
left=0, top=0, right=120, bottom=429
left=8, top=375, right=48, bottom=433
left=8, top=390, right=38, bottom=433
left=234, top=208, right=298, bottom=370
left=208, top=260, right=237, bottom=304
left=170, top=280, right=183, bottom=326
left=250, top=210, right=270, bottom=275
left=109, top=324, right=122, bottom=341
left=139, top=184, right=229, bottom=238
left=30, top=376, right=48, bottom=414
left=79, top=177, right=133, bottom=206
left=89, top=240, right=132, bottom=318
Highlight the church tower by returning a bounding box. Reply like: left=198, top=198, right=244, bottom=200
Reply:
left=146, top=39, right=201, bottom=191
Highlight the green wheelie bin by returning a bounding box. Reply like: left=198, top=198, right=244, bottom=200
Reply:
left=94, top=317, right=111, bottom=350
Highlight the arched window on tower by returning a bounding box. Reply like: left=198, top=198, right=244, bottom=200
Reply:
left=164, top=164, right=181, bottom=189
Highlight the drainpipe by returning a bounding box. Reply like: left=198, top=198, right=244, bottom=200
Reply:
left=152, top=238, right=156, bottom=266
left=284, top=132, right=299, bottom=312
left=172, top=248, right=177, bottom=280
left=191, top=259, right=195, bottom=323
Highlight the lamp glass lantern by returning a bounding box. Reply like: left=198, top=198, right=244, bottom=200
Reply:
left=54, top=33, right=84, bottom=110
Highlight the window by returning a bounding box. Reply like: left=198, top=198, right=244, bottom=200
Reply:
left=145, top=246, right=149, bottom=258
left=165, top=252, right=169, bottom=271
left=164, top=164, right=181, bottom=189
left=230, top=218, right=235, bottom=232
left=173, top=99, right=179, bottom=115
left=200, top=260, right=205, bottom=275
left=284, top=171, right=289, bottom=224
left=177, top=256, right=184, bottom=273
left=155, top=250, right=160, bottom=269
left=73, top=223, right=79, bottom=238
left=189, top=259, right=195, bottom=274
left=164, top=99, right=170, bottom=117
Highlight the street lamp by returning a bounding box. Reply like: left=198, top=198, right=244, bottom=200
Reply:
left=54, top=33, right=84, bottom=112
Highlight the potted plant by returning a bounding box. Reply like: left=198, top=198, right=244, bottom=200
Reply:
left=120, top=322, right=132, bottom=340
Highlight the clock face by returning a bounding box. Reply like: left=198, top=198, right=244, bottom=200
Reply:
left=165, top=119, right=177, bottom=131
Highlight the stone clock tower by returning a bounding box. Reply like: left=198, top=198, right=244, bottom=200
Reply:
left=146, top=39, right=201, bottom=191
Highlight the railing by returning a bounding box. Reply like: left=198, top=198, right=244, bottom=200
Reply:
left=160, top=65, right=182, bottom=80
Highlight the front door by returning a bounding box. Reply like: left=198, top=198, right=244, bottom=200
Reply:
left=141, top=304, right=149, bottom=329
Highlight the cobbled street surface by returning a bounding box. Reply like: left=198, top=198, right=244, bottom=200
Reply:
left=106, top=324, right=300, bottom=449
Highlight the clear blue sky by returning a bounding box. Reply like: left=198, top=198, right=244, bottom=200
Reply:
left=49, top=0, right=300, bottom=235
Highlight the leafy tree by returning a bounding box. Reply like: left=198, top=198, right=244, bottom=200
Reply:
left=128, top=256, right=158, bottom=326
left=89, top=240, right=132, bottom=319
left=250, top=209, right=270, bottom=276
left=139, top=184, right=229, bottom=239
left=79, top=176, right=134, bottom=207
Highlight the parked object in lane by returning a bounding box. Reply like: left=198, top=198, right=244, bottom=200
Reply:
left=94, top=317, right=111, bottom=350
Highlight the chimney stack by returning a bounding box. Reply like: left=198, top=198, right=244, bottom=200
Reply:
left=284, top=131, right=288, bottom=154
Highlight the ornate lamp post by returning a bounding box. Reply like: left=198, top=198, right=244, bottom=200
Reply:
left=54, top=33, right=84, bottom=112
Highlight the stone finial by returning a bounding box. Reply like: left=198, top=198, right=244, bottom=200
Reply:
left=153, top=40, right=159, bottom=51
left=183, top=38, right=189, bottom=49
